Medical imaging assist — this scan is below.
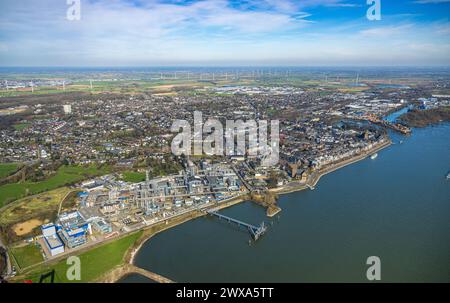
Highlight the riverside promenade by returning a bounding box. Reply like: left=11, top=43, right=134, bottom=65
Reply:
left=271, top=139, right=392, bottom=195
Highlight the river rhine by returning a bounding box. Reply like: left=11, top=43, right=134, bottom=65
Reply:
left=127, top=122, right=450, bottom=283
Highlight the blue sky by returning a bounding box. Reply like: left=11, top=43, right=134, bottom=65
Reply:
left=0, top=0, right=449, bottom=66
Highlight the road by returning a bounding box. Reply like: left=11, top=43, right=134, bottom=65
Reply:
left=57, top=189, right=78, bottom=217
left=231, top=164, right=253, bottom=191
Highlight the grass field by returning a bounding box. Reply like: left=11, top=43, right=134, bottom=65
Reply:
left=0, top=165, right=111, bottom=207
left=0, top=187, right=71, bottom=226
left=0, top=163, right=20, bottom=179
left=121, top=171, right=146, bottom=183
left=13, top=123, right=30, bottom=131
left=10, top=244, right=44, bottom=269
left=19, top=231, right=143, bottom=283
left=0, top=78, right=244, bottom=97
left=0, top=88, right=67, bottom=97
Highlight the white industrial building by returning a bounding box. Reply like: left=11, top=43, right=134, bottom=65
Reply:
left=41, top=223, right=65, bottom=257
left=63, top=104, right=72, bottom=114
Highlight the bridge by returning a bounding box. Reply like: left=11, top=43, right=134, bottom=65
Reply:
left=206, top=210, right=267, bottom=241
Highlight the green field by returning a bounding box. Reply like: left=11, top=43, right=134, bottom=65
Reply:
left=11, top=244, right=44, bottom=269
left=20, top=231, right=142, bottom=283
left=0, top=88, right=68, bottom=97
left=0, top=187, right=71, bottom=226
left=0, top=165, right=111, bottom=207
left=121, top=171, right=146, bottom=183
left=13, top=123, right=30, bottom=131
left=0, top=78, right=250, bottom=97
left=0, top=163, right=20, bottom=179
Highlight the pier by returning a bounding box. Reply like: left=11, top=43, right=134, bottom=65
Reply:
left=206, top=210, right=267, bottom=240
left=306, top=184, right=315, bottom=190
left=127, top=265, right=174, bottom=283
left=102, top=264, right=174, bottom=283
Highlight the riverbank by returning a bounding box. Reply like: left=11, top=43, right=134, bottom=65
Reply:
left=13, top=140, right=393, bottom=283
left=113, top=140, right=392, bottom=283
left=272, top=139, right=392, bottom=196
left=98, top=194, right=248, bottom=283
left=97, top=263, right=173, bottom=283
left=310, top=139, right=392, bottom=188
left=129, top=194, right=248, bottom=265
left=399, top=106, right=450, bottom=128
left=127, top=123, right=450, bottom=283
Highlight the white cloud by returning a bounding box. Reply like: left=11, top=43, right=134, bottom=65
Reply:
left=0, top=0, right=448, bottom=66
left=414, top=0, right=450, bottom=3
left=296, top=0, right=359, bottom=7
left=359, top=24, right=414, bottom=37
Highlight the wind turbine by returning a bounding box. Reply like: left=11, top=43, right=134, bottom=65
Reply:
left=30, top=81, right=34, bottom=93
left=90, top=80, right=93, bottom=91
left=4, top=80, right=8, bottom=91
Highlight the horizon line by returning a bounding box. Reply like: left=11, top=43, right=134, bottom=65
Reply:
left=1, top=65, right=450, bottom=69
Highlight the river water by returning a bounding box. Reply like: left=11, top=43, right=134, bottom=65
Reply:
left=129, top=123, right=450, bottom=283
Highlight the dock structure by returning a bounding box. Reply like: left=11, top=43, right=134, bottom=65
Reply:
left=206, top=210, right=267, bottom=240
left=101, top=264, right=174, bottom=283
left=128, top=265, right=174, bottom=283
left=306, top=184, right=315, bottom=190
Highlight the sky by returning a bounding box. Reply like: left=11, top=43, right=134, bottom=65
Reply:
left=0, top=0, right=449, bottom=66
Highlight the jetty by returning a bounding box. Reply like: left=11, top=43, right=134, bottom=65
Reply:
left=101, top=264, right=174, bottom=283
left=205, top=210, right=267, bottom=240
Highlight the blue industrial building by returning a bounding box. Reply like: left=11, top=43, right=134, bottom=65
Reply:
left=57, top=211, right=91, bottom=249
